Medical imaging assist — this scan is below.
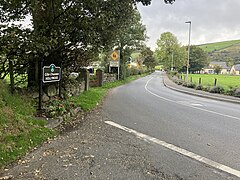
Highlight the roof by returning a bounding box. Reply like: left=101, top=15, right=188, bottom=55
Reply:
left=233, top=64, right=240, bottom=71
left=208, top=61, right=230, bottom=69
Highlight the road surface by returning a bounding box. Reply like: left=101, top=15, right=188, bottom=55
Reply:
left=103, top=71, right=240, bottom=179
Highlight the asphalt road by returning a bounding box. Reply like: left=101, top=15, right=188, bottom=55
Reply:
left=103, top=71, right=240, bottom=180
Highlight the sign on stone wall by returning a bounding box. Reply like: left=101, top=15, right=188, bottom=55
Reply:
left=42, top=64, right=61, bottom=83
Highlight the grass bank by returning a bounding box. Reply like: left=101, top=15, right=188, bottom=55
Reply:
left=198, top=39, right=240, bottom=52
left=0, top=81, right=56, bottom=168
left=70, top=73, right=150, bottom=111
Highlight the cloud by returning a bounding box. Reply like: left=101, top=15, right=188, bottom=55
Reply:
left=138, top=0, right=240, bottom=50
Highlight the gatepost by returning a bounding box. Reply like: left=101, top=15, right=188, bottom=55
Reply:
left=96, top=69, right=103, bottom=87
left=80, top=69, right=89, bottom=91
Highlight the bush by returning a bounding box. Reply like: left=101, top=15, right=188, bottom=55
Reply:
left=226, top=88, right=235, bottom=96
left=182, top=82, right=188, bottom=87
left=209, top=86, right=224, bottom=94
left=173, top=79, right=183, bottom=85
left=195, top=85, right=203, bottom=90
left=186, top=82, right=196, bottom=89
left=169, top=71, right=179, bottom=76
left=202, top=86, right=211, bottom=92
left=233, top=88, right=240, bottom=98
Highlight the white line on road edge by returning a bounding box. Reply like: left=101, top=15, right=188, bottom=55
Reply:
left=145, top=77, right=240, bottom=121
left=105, top=120, right=240, bottom=178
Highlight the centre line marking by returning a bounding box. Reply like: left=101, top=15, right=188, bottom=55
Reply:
left=145, top=77, right=240, bottom=121
left=105, top=120, right=240, bottom=178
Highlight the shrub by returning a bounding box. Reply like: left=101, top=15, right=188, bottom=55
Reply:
left=186, top=82, right=196, bottom=89
left=169, top=71, right=179, bottom=76
left=209, top=86, right=224, bottom=94
left=173, top=79, right=183, bottom=85
left=233, top=88, right=240, bottom=98
left=226, top=88, right=235, bottom=96
left=182, top=82, right=188, bottom=87
left=195, top=85, right=203, bottom=90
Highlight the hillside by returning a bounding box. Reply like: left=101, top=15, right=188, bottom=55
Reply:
left=198, top=40, right=240, bottom=64
left=198, top=39, right=240, bottom=53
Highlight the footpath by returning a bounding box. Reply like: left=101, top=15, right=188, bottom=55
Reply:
left=163, top=75, right=240, bottom=105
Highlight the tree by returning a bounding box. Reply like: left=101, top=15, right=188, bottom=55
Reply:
left=155, top=32, right=186, bottom=71
left=0, top=0, right=175, bottom=87
left=214, top=65, right=222, bottom=75
left=226, top=57, right=234, bottom=67
left=115, top=10, right=147, bottom=79
left=188, top=45, right=208, bottom=73
left=141, top=47, right=156, bottom=70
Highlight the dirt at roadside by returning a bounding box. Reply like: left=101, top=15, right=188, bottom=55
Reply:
left=0, top=106, right=181, bottom=180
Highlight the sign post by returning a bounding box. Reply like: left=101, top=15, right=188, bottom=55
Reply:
left=110, top=50, right=120, bottom=80
left=38, top=63, right=61, bottom=110
left=38, top=59, right=43, bottom=110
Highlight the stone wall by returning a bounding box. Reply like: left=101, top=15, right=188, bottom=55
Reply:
left=103, top=73, right=117, bottom=84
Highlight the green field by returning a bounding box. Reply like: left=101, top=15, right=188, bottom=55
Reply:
left=183, top=74, right=240, bottom=90
left=198, top=39, right=240, bottom=53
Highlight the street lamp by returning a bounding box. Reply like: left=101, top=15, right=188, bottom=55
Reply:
left=185, top=21, right=191, bottom=82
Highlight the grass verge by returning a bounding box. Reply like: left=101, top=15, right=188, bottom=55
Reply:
left=0, top=80, right=56, bottom=168
left=70, top=73, right=149, bottom=111
left=184, top=74, right=240, bottom=90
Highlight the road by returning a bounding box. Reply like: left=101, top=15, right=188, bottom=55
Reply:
left=103, top=71, right=240, bottom=179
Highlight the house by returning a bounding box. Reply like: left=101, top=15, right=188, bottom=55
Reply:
left=230, top=64, right=240, bottom=75
left=202, top=61, right=231, bottom=74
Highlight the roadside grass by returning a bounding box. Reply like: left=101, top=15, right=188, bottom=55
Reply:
left=198, top=39, right=240, bottom=53
left=0, top=80, right=56, bottom=168
left=183, top=74, right=240, bottom=90
left=70, top=73, right=149, bottom=111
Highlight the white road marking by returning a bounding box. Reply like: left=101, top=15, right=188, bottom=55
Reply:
left=105, top=120, right=240, bottom=178
left=145, top=77, right=240, bottom=121
left=191, top=103, right=203, bottom=107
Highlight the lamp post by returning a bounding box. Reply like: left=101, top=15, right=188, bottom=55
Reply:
left=185, top=21, right=191, bottom=82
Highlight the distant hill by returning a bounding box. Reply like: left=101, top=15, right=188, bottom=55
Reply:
left=198, top=40, right=240, bottom=64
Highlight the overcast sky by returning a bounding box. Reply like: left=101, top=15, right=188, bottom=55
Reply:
left=137, top=0, right=240, bottom=50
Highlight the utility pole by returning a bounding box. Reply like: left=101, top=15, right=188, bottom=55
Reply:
left=185, top=21, right=191, bottom=82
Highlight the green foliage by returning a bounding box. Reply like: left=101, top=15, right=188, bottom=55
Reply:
left=155, top=32, right=187, bottom=71
left=0, top=81, right=56, bottom=167
left=226, top=57, right=234, bottom=67
left=188, top=45, right=208, bottom=73
left=47, top=97, right=75, bottom=117
left=116, top=10, right=147, bottom=80
left=141, top=47, right=156, bottom=69
left=209, top=86, right=224, bottom=94
left=0, top=0, right=154, bottom=87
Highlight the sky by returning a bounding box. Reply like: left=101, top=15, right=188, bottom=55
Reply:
left=137, top=0, right=240, bottom=50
